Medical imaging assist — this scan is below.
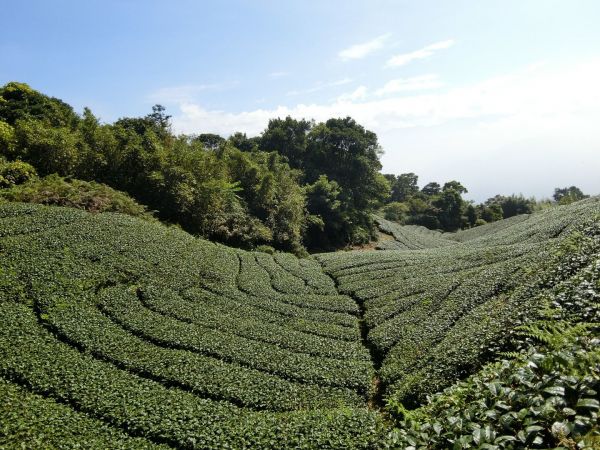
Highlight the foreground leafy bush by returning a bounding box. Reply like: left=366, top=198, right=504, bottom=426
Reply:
left=386, top=334, right=600, bottom=449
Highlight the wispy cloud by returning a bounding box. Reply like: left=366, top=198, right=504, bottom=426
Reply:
left=338, top=86, right=368, bottom=102
left=375, top=75, right=444, bottom=96
left=385, top=39, right=455, bottom=67
left=286, top=78, right=352, bottom=96
left=268, top=71, right=289, bottom=79
left=148, top=82, right=239, bottom=103
left=338, top=33, right=391, bottom=61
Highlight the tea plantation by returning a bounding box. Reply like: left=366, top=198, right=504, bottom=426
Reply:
left=1, top=199, right=599, bottom=448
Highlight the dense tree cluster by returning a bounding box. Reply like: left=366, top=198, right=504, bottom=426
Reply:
left=383, top=173, right=472, bottom=231
left=383, top=173, right=588, bottom=231
left=0, top=82, right=389, bottom=253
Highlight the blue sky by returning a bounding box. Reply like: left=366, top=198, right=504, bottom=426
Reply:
left=2, top=0, right=600, bottom=200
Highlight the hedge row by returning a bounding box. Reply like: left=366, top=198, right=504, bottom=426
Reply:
left=237, top=252, right=359, bottom=315
left=181, top=286, right=360, bottom=342
left=317, top=197, right=600, bottom=406
left=274, top=252, right=338, bottom=294
left=374, top=215, right=457, bottom=250
left=141, top=285, right=369, bottom=361
left=38, top=294, right=365, bottom=412
left=255, top=252, right=318, bottom=295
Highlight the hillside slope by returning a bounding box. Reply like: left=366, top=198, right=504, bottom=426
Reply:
left=318, top=197, right=600, bottom=406
left=0, top=198, right=599, bottom=448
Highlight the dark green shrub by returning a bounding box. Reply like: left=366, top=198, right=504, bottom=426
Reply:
left=0, top=159, right=37, bottom=187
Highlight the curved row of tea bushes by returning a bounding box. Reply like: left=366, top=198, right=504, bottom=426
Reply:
left=99, top=286, right=373, bottom=391
left=37, top=293, right=365, bottom=412
left=0, top=302, right=384, bottom=449
left=255, top=252, right=320, bottom=295
left=274, top=252, right=339, bottom=294
left=387, top=223, right=600, bottom=448
left=237, top=252, right=359, bottom=314
left=140, top=285, right=369, bottom=360
left=181, top=286, right=359, bottom=342
left=447, top=197, right=599, bottom=247
left=0, top=203, right=385, bottom=448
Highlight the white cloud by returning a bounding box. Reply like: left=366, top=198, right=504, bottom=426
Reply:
left=338, top=33, right=391, bottom=61
left=385, top=39, right=455, bottom=67
left=330, top=77, right=353, bottom=86
left=173, top=59, right=600, bottom=135
left=375, top=74, right=444, bottom=96
left=148, top=82, right=238, bottom=104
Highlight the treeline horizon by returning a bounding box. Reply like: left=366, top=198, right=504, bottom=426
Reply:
left=0, top=81, right=590, bottom=253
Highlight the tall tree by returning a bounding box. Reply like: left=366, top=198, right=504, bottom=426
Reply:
left=0, top=82, right=79, bottom=128
left=305, top=117, right=389, bottom=244
left=421, top=182, right=441, bottom=196
left=389, top=172, right=419, bottom=202
left=260, top=116, right=312, bottom=169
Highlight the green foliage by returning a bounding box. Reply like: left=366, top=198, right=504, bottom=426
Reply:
left=483, top=194, right=535, bottom=219
left=0, top=84, right=393, bottom=252
left=386, top=336, right=600, bottom=449
left=194, top=132, right=226, bottom=151
left=555, top=186, right=589, bottom=205
left=382, top=177, right=470, bottom=232
left=421, top=181, right=441, bottom=196
left=0, top=378, right=166, bottom=449
left=374, top=215, right=455, bottom=250
left=475, top=217, right=487, bottom=226
left=12, top=119, right=81, bottom=176
left=260, top=116, right=312, bottom=169
left=0, top=120, right=16, bottom=156
left=0, top=174, right=152, bottom=218
left=383, top=201, right=410, bottom=222
left=433, top=184, right=465, bottom=231
left=385, top=172, right=419, bottom=202
left=260, top=115, right=390, bottom=247
left=228, top=131, right=260, bottom=152
left=0, top=82, right=79, bottom=128
left=0, top=158, right=37, bottom=188
left=0, top=194, right=599, bottom=448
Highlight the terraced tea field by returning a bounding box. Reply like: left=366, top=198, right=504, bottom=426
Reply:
left=1, top=198, right=599, bottom=448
